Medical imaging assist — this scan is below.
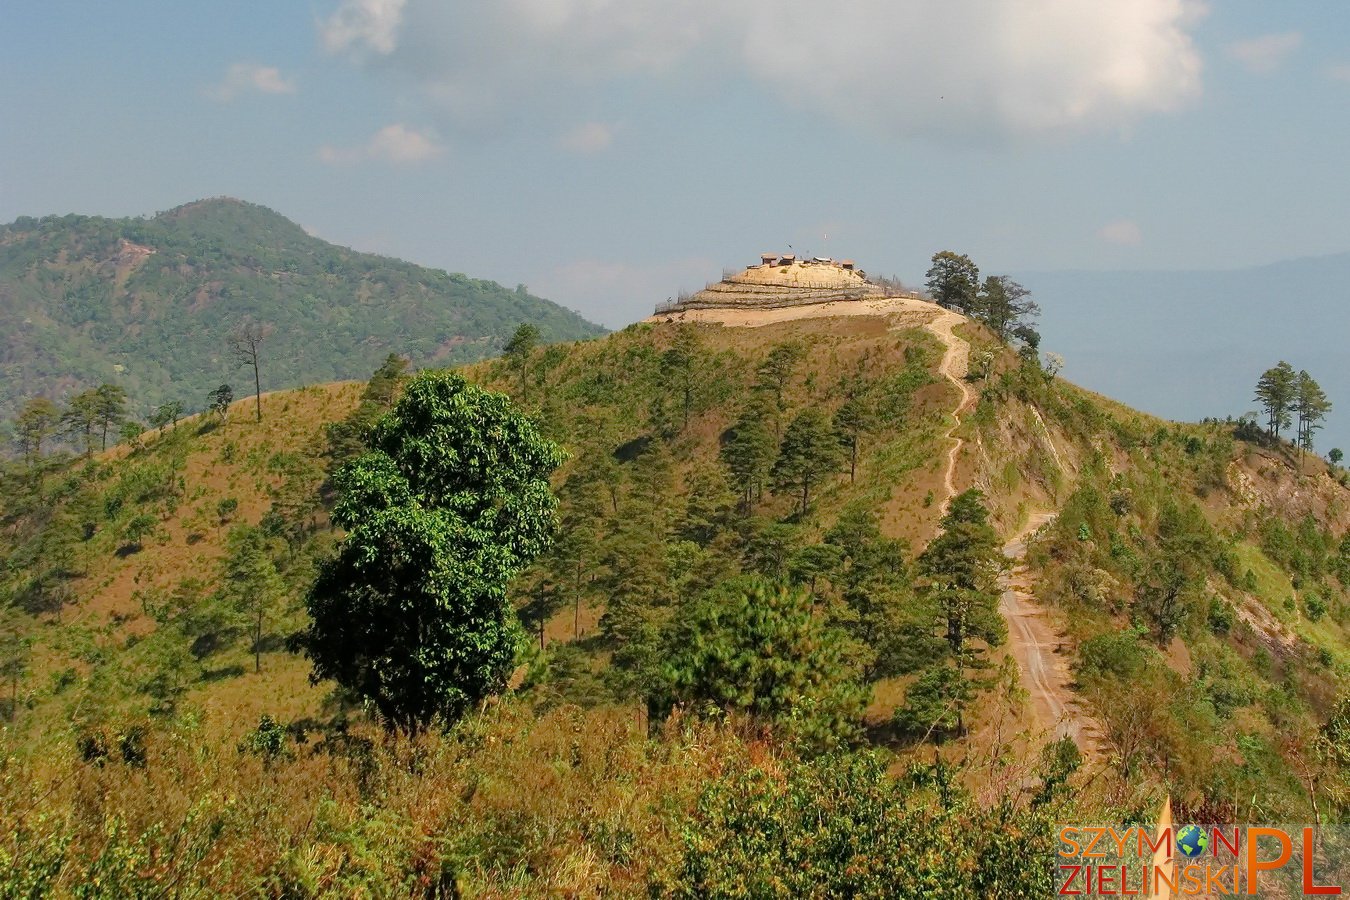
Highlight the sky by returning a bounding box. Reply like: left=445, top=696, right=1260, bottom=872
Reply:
left=3, top=0, right=1350, bottom=331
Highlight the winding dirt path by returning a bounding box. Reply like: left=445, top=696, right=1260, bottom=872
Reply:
left=925, top=308, right=973, bottom=514
left=1000, top=514, right=1102, bottom=750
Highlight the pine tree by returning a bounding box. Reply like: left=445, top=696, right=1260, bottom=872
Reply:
left=1295, top=370, right=1332, bottom=457
left=61, top=389, right=101, bottom=458
left=654, top=577, right=867, bottom=748
left=92, top=384, right=128, bottom=451
left=554, top=468, right=608, bottom=640
left=722, top=396, right=777, bottom=511
left=503, top=322, right=541, bottom=399
left=911, top=489, right=1007, bottom=734
left=925, top=251, right=980, bottom=313
left=14, top=397, right=60, bottom=465
left=974, top=275, right=1039, bottom=341
left=661, top=326, right=702, bottom=430
left=773, top=407, right=844, bottom=515
left=755, top=342, right=805, bottom=436
left=1255, top=361, right=1298, bottom=438
left=834, top=393, right=875, bottom=483
left=826, top=505, right=916, bottom=678
left=220, top=525, right=283, bottom=673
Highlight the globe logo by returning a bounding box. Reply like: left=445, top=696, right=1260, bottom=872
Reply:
left=1176, top=825, right=1209, bottom=859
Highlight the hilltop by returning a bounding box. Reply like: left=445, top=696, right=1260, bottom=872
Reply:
left=0, top=198, right=604, bottom=429
left=4, top=292, right=1350, bottom=893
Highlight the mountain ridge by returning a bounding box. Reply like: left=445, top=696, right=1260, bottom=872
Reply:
left=0, top=197, right=605, bottom=430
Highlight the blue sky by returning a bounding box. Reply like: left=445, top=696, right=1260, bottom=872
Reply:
left=3, top=1, right=1350, bottom=329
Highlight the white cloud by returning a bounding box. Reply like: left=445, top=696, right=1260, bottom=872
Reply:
left=1326, top=63, right=1350, bottom=83
left=1226, top=32, right=1302, bottom=74
left=319, top=0, right=406, bottom=55
left=207, top=62, right=296, bottom=101
left=318, top=0, right=1205, bottom=141
left=1098, top=219, right=1143, bottom=246
left=318, top=123, right=443, bottom=165
left=557, top=121, right=617, bottom=155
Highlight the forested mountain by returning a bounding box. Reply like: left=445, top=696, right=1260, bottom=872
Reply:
left=0, top=198, right=604, bottom=430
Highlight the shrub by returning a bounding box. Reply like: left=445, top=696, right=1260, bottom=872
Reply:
left=1305, top=593, right=1328, bottom=622
left=1075, top=627, right=1153, bottom=682
left=654, top=577, right=867, bottom=751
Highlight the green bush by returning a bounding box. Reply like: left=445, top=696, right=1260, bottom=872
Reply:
left=655, top=577, right=867, bottom=751
left=656, top=751, right=1060, bottom=898
left=1075, top=627, right=1154, bottom=682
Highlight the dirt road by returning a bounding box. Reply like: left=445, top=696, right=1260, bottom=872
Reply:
left=1000, top=513, right=1101, bottom=749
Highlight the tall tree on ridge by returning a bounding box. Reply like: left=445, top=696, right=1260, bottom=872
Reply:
left=93, top=384, right=127, bottom=451
left=925, top=251, right=980, bottom=314
left=229, top=318, right=273, bottom=423
left=61, top=389, right=101, bottom=458
left=1295, top=370, right=1332, bottom=460
left=1255, top=361, right=1297, bottom=439
left=14, top=397, right=60, bottom=465
left=503, top=322, right=541, bottom=400
left=975, top=275, right=1039, bottom=341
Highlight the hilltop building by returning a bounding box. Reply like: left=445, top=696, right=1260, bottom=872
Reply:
left=656, top=254, right=889, bottom=314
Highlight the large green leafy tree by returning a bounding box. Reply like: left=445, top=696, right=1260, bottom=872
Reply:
left=974, top=274, right=1039, bottom=341
left=302, top=371, right=564, bottom=731
left=655, top=577, right=867, bottom=749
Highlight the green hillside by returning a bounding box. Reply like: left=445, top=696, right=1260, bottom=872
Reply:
left=4, top=304, right=1350, bottom=894
left=0, top=197, right=604, bottom=428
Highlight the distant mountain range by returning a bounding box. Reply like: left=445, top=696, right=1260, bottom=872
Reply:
left=1023, top=251, right=1350, bottom=454
left=0, top=197, right=604, bottom=426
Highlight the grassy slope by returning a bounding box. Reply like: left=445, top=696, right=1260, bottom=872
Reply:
left=4, top=308, right=1350, bottom=890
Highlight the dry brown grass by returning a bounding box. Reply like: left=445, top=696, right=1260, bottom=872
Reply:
left=3, top=701, right=755, bottom=897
